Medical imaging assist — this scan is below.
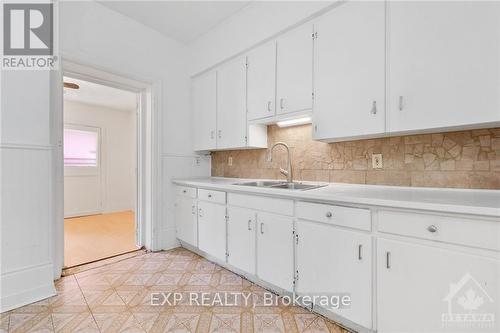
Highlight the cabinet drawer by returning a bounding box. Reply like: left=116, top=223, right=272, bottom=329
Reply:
left=176, top=186, right=196, bottom=198
left=378, top=210, right=500, bottom=251
left=296, top=201, right=371, bottom=231
left=198, top=189, right=226, bottom=204
left=228, top=193, right=293, bottom=216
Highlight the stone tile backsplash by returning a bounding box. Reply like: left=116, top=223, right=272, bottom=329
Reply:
left=211, top=125, right=500, bottom=189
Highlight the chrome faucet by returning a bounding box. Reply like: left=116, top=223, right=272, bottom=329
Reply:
left=267, top=142, right=293, bottom=183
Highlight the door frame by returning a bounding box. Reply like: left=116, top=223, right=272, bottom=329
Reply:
left=51, top=59, right=161, bottom=276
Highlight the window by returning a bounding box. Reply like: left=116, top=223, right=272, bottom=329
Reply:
left=64, top=128, right=98, bottom=166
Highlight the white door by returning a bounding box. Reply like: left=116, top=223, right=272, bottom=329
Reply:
left=296, top=221, right=372, bottom=328
left=198, top=201, right=226, bottom=261
left=313, top=1, right=385, bottom=141
left=175, top=196, right=197, bottom=247
left=63, top=125, right=102, bottom=217
left=256, top=212, right=294, bottom=291
left=227, top=207, right=256, bottom=274
left=247, top=42, right=276, bottom=120
left=193, top=71, right=217, bottom=151
left=377, top=238, right=500, bottom=333
left=276, top=24, right=313, bottom=115
left=387, top=1, right=500, bottom=133
left=217, top=57, right=247, bottom=149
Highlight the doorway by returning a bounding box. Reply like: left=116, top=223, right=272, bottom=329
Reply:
left=62, top=75, right=140, bottom=268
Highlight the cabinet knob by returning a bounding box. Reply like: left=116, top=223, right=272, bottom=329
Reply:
left=325, top=211, right=333, bottom=218
left=427, top=225, right=438, bottom=233
left=208, top=194, right=212, bottom=198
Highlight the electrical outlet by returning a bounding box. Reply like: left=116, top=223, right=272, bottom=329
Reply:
left=372, top=154, right=383, bottom=169
left=228, top=156, right=233, bottom=166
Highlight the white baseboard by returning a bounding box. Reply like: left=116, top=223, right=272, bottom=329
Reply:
left=0, top=263, right=56, bottom=313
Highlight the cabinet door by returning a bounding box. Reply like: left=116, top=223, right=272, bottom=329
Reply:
left=193, top=72, right=217, bottom=151
left=296, top=221, right=372, bottom=329
left=216, top=57, right=247, bottom=150
left=313, top=1, right=385, bottom=141
left=276, top=24, right=313, bottom=115
left=198, top=201, right=226, bottom=262
left=256, top=212, right=294, bottom=291
left=378, top=239, right=500, bottom=333
left=388, top=1, right=500, bottom=133
left=227, top=207, right=256, bottom=274
left=175, top=196, right=197, bottom=247
left=247, top=42, right=276, bottom=120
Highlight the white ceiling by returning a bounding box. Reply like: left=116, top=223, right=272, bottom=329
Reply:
left=99, top=1, right=252, bottom=43
left=63, top=77, right=137, bottom=112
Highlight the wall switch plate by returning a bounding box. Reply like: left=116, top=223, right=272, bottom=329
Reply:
left=228, top=156, right=233, bottom=166
left=372, top=154, right=383, bottom=169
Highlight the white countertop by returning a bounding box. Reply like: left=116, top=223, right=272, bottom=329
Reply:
left=172, top=177, right=500, bottom=218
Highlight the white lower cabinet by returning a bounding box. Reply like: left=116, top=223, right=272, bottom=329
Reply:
left=296, top=220, right=372, bottom=329
left=227, top=207, right=256, bottom=274
left=198, top=200, right=227, bottom=262
left=175, top=195, right=197, bottom=247
left=256, top=212, right=294, bottom=292
left=377, top=238, right=500, bottom=333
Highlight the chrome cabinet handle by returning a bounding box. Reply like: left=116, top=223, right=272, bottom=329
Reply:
left=358, top=244, right=363, bottom=260
left=386, top=251, right=391, bottom=269
left=325, top=211, right=333, bottom=218
left=399, top=96, right=404, bottom=111
left=260, top=223, right=264, bottom=234
left=248, top=219, right=252, bottom=231
left=198, top=208, right=203, bottom=218
left=427, top=225, right=438, bottom=233
left=371, top=101, right=377, bottom=114
left=267, top=101, right=272, bottom=112
left=280, top=98, right=285, bottom=110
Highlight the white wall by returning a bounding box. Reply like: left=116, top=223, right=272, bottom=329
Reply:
left=188, top=1, right=335, bottom=75
left=64, top=100, right=136, bottom=216
left=1, top=69, right=56, bottom=311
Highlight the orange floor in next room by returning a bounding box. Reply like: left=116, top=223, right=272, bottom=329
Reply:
left=64, top=211, right=139, bottom=267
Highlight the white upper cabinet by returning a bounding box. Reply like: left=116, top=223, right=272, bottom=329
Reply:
left=276, top=24, right=313, bottom=115
left=216, top=57, right=247, bottom=150
left=192, top=71, right=217, bottom=151
left=247, top=42, right=277, bottom=120
left=387, top=1, right=500, bottom=133
left=313, top=1, right=386, bottom=141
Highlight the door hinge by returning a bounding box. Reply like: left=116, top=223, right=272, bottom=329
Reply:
left=295, top=233, right=299, bottom=245
left=311, top=92, right=315, bottom=100
left=225, top=215, right=229, bottom=221
left=244, top=136, right=248, bottom=143
left=295, top=270, right=299, bottom=282
left=312, top=32, right=318, bottom=40
left=226, top=251, right=230, bottom=257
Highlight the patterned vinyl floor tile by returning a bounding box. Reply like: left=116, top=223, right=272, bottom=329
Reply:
left=3, top=248, right=352, bottom=333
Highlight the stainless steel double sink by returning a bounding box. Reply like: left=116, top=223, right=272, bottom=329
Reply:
left=233, top=180, right=327, bottom=191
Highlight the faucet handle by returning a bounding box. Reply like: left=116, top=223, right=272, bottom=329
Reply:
left=279, top=168, right=289, bottom=176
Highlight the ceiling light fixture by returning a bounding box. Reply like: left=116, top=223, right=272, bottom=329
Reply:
left=276, top=116, right=312, bottom=128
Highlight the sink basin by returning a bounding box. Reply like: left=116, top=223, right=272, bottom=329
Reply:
left=270, top=182, right=326, bottom=191
left=235, top=180, right=285, bottom=187
left=234, top=181, right=326, bottom=191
